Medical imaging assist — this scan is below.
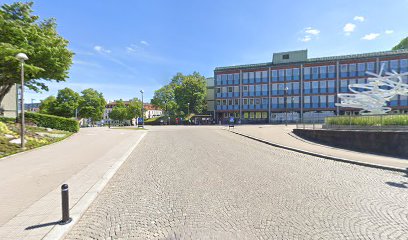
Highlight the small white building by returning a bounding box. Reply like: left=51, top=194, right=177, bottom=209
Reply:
left=144, top=104, right=162, bottom=119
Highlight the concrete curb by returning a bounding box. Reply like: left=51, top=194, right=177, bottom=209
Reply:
left=228, top=129, right=407, bottom=173
left=42, top=132, right=147, bottom=240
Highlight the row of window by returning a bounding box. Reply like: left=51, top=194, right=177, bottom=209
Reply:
left=216, top=59, right=408, bottom=85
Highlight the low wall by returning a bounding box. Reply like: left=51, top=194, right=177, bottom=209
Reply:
left=293, top=129, right=408, bottom=159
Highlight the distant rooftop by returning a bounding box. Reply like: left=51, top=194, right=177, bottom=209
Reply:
left=215, top=49, right=408, bottom=72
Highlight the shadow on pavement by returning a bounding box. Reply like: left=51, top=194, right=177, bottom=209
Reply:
left=25, top=220, right=60, bottom=230
left=385, top=168, right=408, bottom=188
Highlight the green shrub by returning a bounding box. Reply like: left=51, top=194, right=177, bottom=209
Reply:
left=24, top=112, right=79, bottom=132
left=0, top=117, right=16, bottom=124
left=325, top=114, right=408, bottom=126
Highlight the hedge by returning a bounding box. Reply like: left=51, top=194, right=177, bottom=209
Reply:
left=24, top=112, right=79, bottom=132
left=325, top=114, right=408, bottom=126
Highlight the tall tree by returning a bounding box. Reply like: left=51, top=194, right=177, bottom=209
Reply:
left=52, top=88, right=80, bottom=118
left=39, top=96, right=56, bottom=115
left=109, top=100, right=128, bottom=123
left=174, top=72, right=207, bottom=115
left=0, top=2, right=73, bottom=104
left=78, top=88, right=106, bottom=122
left=151, top=84, right=176, bottom=115
left=126, top=98, right=142, bottom=120
left=392, top=37, right=408, bottom=50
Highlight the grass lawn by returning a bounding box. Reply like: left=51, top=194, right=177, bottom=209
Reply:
left=0, top=119, right=73, bottom=158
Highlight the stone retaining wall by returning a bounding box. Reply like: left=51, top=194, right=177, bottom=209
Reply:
left=293, top=129, right=408, bottom=159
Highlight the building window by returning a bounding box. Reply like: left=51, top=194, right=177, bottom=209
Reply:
left=283, top=54, right=289, bottom=60
left=228, top=87, right=233, bottom=93
left=271, top=70, right=278, bottom=82
left=234, top=99, right=239, bottom=105
left=243, top=72, right=249, bottom=84
left=249, top=98, right=254, bottom=105
left=304, top=67, right=311, bottom=80
left=279, top=69, right=285, bottom=82
left=286, top=69, right=292, bottom=81
left=243, top=99, right=248, bottom=105
left=349, top=63, right=357, bottom=77
left=328, top=65, right=335, bottom=78
left=390, top=60, right=399, bottom=71
left=255, top=98, right=261, bottom=105
left=367, top=62, right=375, bottom=73
left=293, top=68, right=300, bottom=80
left=249, top=72, right=255, bottom=84
left=216, top=75, right=222, bottom=85
left=401, top=59, right=408, bottom=71
left=320, top=80, right=327, bottom=93
left=312, top=81, right=319, bottom=94
left=221, top=74, right=228, bottom=85
left=243, top=85, right=248, bottom=92
left=304, top=82, right=311, bottom=94
left=320, top=66, right=327, bottom=79
left=261, top=71, right=268, bottom=82
left=234, top=73, right=240, bottom=84
left=340, top=64, right=348, bottom=78
left=380, top=61, right=389, bottom=72
left=312, top=67, right=319, bottom=80
left=255, top=71, right=262, bottom=83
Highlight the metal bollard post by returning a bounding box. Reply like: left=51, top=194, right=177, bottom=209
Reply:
left=60, top=184, right=72, bottom=225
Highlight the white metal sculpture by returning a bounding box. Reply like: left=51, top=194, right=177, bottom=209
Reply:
left=336, top=65, right=408, bottom=115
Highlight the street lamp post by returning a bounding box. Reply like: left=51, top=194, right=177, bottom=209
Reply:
left=284, top=87, right=289, bottom=126
left=187, top=102, right=190, bottom=125
left=140, top=90, right=144, bottom=128
left=16, top=53, right=28, bottom=149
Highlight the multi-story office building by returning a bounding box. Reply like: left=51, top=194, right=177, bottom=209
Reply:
left=214, top=49, right=408, bottom=123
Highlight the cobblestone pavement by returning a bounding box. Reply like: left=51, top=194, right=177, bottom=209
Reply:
left=65, top=126, right=408, bottom=240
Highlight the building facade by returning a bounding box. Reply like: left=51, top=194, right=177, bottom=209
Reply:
left=0, top=84, right=18, bottom=118
left=214, top=49, right=408, bottom=123
left=143, top=103, right=163, bottom=119
left=206, top=77, right=215, bottom=118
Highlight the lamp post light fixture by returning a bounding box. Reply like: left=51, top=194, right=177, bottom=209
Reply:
left=16, top=53, right=28, bottom=149
left=284, top=87, right=289, bottom=126
left=140, top=90, right=144, bottom=128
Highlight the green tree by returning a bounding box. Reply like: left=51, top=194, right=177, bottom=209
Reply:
left=51, top=88, right=80, bottom=118
left=39, top=96, right=56, bottom=115
left=78, top=88, right=106, bottom=122
left=151, top=84, right=176, bottom=116
left=0, top=2, right=73, bottom=104
left=126, top=98, right=142, bottom=120
left=109, top=100, right=128, bottom=123
left=174, top=72, right=207, bottom=115
left=392, top=37, right=408, bottom=50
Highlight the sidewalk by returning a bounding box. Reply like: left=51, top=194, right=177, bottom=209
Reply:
left=230, top=124, right=408, bottom=172
left=0, top=127, right=147, bottom=240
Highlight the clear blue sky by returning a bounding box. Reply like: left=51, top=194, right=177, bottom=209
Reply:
left=4, top=0, right=408, bottom=102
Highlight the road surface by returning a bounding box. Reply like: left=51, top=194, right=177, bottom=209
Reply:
left=66, top=126, right=408, bottom=239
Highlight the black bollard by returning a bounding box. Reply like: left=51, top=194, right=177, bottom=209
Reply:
left=60, top=184, right=72, bottom=225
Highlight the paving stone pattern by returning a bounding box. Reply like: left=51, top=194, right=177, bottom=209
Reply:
left=65, top=126, right=408, bottom=240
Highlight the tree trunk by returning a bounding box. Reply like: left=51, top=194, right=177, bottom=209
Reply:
left=0, top=84, right=14, bottom=106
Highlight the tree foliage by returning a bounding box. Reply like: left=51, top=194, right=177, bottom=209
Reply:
left=78, top=88, right=106, bottom=122
left=53, top=88, right=80, bottom=118
left=126, top=98, right=142, bottom=119
left=39, top=96, right=56, bottom=115
left=392, top=37, right=408, bottom=50
left=174, top=72, right=207, bottom=115
left=109, top=100, right=128, bottom=123
left=0, top=2, right=73, bottom=104
left=151, top=72, right=207, bottom=116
